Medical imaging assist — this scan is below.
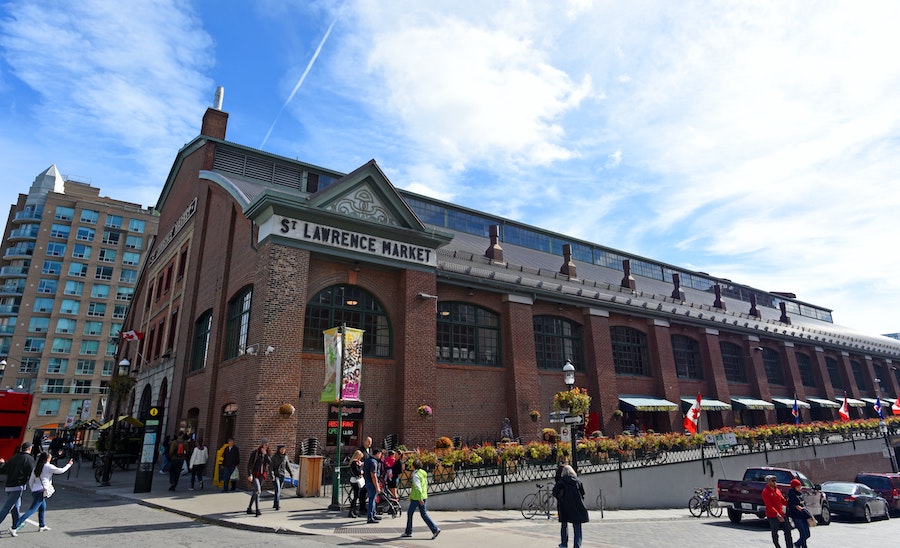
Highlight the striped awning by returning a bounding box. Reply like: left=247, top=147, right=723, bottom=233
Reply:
left=807, top=397, right=841, bottom=409
left=771, top=397, right=811, bottom=409
left=619, top=396, right=679, bottom=412
left=680, top=397, right=732, bottom=411
left=730, top=397, right=775, bottom=410
left=836, top=397, right=867, bottom=408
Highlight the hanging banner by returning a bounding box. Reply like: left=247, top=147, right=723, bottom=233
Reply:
left=320, top=326, right=364, bottom=402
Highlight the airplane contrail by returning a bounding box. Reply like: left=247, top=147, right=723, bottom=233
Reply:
left=260, top=15, right=339, bottom=149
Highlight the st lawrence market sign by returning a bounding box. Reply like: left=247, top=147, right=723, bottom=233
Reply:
left=259, top=215, right=436, bottom=267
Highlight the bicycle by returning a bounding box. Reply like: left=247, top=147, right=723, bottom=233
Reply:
left=521, top=482, right=556, bottom=519
left=640, top=448, right=668, bottom=466
left=688, top=487, right=722, bottom=518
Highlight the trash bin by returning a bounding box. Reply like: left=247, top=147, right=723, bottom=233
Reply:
left=296, top=455, right=323, bottom=497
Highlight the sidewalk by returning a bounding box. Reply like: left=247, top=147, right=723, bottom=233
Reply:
left=56, top=466, right=692, bottom=538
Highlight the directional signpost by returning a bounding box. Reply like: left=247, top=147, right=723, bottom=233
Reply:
left=563, top=415, right=584, bottom=425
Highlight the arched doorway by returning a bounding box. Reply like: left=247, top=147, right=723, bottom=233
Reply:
left=220, top=403, right=237, bottom=448
left=139, top=385, right=152, bottom=420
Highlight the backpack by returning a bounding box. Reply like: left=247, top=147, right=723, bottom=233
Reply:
left=176, top=442, right=185, bottom=458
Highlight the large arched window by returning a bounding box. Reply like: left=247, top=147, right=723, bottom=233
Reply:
left=191, top=309, right=212, bottom=372
left=672, top=334, right=703, bottom=379
left=610, top=326, right=651, bottom=376
left=720, top=341, right=747, bottom=383
left=436, top=302, right=500, bottom=366
left=826, top=357, right=843, bottom=389
left=224, top=285, right=252, bottom=359
left=762, top=348, right=784, bottom=385
left=533, top=316, right=584, bottom=371
left=796, top=353, right=816, bottom=387
left=850, top=360, right=869, bottom=391
left=303, top=285, right=391, bottom=357
left=138, top=385, right=152, bottom=419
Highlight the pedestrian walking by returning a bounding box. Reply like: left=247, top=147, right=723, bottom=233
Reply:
left=246, top=438, right=270, bottom=517
left=220, top=438, right=240, bottom=492
left=787, top=478, right=811, bottom=548
left=158, top=435, right=171, bottom=474
left=401, top=459, right=440, bottom=539
left=269, top=444, right=290, bottom=510
left=188, top=439, right=209, bottom=490
left=762, top=475, right=792, bottom=548
left=0, top=442, right=35, bottom=531
left=363, top=447, right=383, bottom=523
left=552, top=464, right=588, bottom=548
left=347, top=450, right=364, bottom=518
left=9, top=451, right=72, bottom=535
left=167, top=432, right=188, bottom=491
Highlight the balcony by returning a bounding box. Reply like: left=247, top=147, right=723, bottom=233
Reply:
left=12, top=210, right=42, bottom=224
left=7, top=227, right=39, bottom=241
left=0, top=304, right=20, bottom=316
left=3, top=247, right=34, bottom=260
left=0, top=266, right=29, bottom=278
left=0, top=284, right=24, bottom=297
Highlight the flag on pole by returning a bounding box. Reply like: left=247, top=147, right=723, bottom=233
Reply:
left=893, top=396, right=900, bottom=415
left=874, top=396, right=883, bottom=419
left=120, top=330, right=144, bottom=341
left=792, top=396, right=800, bottom=424
left=684, top=393, right=702, bottom=434
left=839, top=394, right=850, bottom=421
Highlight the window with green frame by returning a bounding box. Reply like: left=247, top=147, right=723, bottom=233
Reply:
left=224, top=286, right=252, bottom=360
left=672, top=334, right=703, bottom=379
left=436, top=302, right=499, bottom=366
left=303, top=285, right=391, bottom=358
left=191, top=309, right=212, bottom=371
left=762, top=347, right=785, bottom=385
left=719, top=341, right=747, bottom=383
left=796, top=353, right=816, bottom=387
left=533, top=315, right=584, bottom=370
left=610, top=326, right=651, bottom=376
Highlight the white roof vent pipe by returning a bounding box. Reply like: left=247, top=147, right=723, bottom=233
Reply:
left=214, top=86, right=224, bottom=110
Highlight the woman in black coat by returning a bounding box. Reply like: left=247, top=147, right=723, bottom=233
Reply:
left=552, top=464, right=589, bottom=548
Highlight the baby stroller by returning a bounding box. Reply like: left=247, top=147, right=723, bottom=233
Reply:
left=374, top=480, right=402, bottom=518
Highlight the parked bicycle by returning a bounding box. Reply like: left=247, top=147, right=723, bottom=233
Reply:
left=639, top=447, right=668, bottom=466
left=521, top=482, right=556, bottom=519
left=688, top=487, right=722, bottom=518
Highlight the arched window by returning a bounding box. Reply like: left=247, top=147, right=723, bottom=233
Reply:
left=796, top=353, right=816, bottom=387
left=533, top=316, right=584, bottom=370
left=436, top=302, right=500, bottom=366
left=191, top=309, right=212, bottom=372
left=138, top=385, right=152, bottom=419
left=303, top=285, right=391, bottom=357
left=610, top=326, right=651, bottom=376
left=225, top=285, right=252, bottom=359
left=850, top=360, right=869, bottom=391
left=719, top=341, right=747, bottom=383
left=762, top=348, right=784, bottom=385
left=672, top=334, right=703, bottom=379
left=158, top=377, right=168, bottom=408
left=826, top=357, right=843, bottom=389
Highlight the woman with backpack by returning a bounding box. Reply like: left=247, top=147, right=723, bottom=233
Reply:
left=9, top=451, right=73, bottom=535
left=246, top=438, right=271, bottom=516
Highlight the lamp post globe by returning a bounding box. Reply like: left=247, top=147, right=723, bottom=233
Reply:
left=562, top=359, right=577, bottom=474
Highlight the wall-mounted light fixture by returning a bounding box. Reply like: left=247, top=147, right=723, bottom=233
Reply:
left=417, top=293, right=439, bottom=300
left=265, top=345, right=276, bottom=356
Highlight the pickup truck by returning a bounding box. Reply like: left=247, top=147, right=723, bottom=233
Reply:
left=717, top=466, right=831, bottom=525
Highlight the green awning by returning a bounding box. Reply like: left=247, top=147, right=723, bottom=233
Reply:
left=807, top=397, right=841, bottom=409
left=680, top=397, right=731, bottom=412
left=730, top=397, right=775, bottom=410
left=836, top=397, right=866, bottom=408
left=771, top=397, right=810, bottom=409
left=860, top=398, right=880, bottom=406
left=619, top=396, right=679, bottom=412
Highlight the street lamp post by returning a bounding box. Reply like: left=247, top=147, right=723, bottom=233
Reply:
left=100, top=358, right=134, bottom=486
left=563, top=359, right=577, bottom=474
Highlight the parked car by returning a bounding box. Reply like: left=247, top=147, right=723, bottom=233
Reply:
left=821, top=481, right=891, bottom=522
left=854, top=472, right=900, bottom=515
left=718, top=466, right=830, bottom=525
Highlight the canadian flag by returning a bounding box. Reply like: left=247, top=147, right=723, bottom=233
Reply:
left=120, top=330, right=144, bottom=341
left=892, top=396, right=900, bottom=416
left=684, top=393, right=702, bottom=434
left=838, top=395, right=850, bottom=421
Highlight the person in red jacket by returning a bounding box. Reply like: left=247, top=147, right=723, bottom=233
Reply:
left=762, top=475, right=792, bottom=548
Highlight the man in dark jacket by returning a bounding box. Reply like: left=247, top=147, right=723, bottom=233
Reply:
left=220, top=438, right=240, bottom=492
left=167, top=432, right=188, bottom=491
left=0, top=442, right=35, bottom=531
left=552, top=464, right=589, bottom=548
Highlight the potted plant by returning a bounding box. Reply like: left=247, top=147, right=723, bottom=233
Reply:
left=553, top=387, right=591, bottom=416
left=529, top=409, right=541, bottom=422
left=277, top=403, right=295, bottom=416
left=417, top=404, right=433, bottom=417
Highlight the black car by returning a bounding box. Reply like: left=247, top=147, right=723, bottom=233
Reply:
left=821, top=481, right=891, bottom=522
left=855, top=473, right=900, bottom=515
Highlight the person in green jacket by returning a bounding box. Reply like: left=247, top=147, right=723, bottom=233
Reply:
left=401, top=459, right=440, bottom=539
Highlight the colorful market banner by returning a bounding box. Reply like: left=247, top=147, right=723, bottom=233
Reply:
left=320, top=326, right=364, bottom=402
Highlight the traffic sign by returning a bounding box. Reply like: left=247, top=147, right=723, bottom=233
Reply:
left=563, top=415, right=584, bottom=425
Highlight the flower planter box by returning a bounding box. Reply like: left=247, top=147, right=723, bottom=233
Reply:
left=432, top=464, right=455, bottom=483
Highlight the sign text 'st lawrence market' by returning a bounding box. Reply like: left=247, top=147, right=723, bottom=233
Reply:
left=266, top=216, right=436, bottom=267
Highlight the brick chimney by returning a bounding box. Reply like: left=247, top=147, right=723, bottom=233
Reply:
left=620, top=259, right=636, bottom=291
left=201, top=87, right=228, bottom=140
left=484, top=225, right=504, bottom=263
left=559, top=244, right=577, bottom=278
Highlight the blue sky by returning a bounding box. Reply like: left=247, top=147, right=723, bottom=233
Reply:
left=2, top=1, right=900, bottom=336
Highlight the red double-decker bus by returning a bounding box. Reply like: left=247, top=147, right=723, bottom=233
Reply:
left=0, top=390, right=33, bottom=460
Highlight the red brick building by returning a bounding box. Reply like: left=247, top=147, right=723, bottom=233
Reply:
left=122, top=104, right=900, bottom=459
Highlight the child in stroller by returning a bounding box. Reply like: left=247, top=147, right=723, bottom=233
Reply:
left=374, top=478, right=402, bottom=518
